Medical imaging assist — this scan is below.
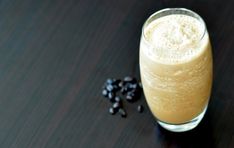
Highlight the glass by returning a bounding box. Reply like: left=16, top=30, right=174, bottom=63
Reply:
left=139, top=8, right=213, bottom=132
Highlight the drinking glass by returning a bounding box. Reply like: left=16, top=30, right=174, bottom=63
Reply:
left=139, top=8, right=213, bottom=132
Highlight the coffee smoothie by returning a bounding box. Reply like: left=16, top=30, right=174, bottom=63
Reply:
left=140, top=13, right=212, bottom=124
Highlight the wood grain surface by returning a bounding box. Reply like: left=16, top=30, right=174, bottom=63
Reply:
left=0, top=0, right=233, bottom=147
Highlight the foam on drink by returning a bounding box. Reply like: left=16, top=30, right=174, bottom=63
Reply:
left=143, top=14, right=206, bottom=64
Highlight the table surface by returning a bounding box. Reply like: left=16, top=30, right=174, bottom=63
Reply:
left=0, top=0, right=233, bottom=147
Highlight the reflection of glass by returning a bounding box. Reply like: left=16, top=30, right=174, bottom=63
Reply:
left=139, top=8, right=213, bottom=132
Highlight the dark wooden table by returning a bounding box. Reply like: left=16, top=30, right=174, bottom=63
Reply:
left=0, top=0, right=233, bottom=147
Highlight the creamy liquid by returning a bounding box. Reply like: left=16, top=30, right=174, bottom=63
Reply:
left=140, top=14, right=212, bottom=124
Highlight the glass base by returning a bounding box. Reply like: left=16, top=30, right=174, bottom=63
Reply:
left=157, top=105, right=208, bottom=132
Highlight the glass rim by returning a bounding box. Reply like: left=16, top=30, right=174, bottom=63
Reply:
left=142, top=8, right=207, bottom=46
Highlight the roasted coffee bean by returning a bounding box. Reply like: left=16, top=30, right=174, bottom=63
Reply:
left=127, top=91, right=135, bottom=97
left=127, top=91, right=140, bottom=102
left=113, top=79, right=121, bottom=85
left=131, top=88, right=141, bottom=96
left=109, top=107, right=116, bottom=115
left=108, top=92, right=115, bottom=99
left=113, top=84, right=120, bottom=91
left=124, top=76, right=133, bottom=82
left=124, top=76, right=137, bottom=84
left=108, top=92, right=115, bottom=101
left=106, top=84, right=114, bottom=92
left=136, top=86, right=142, bottom=92
left=102, top=89, right=108, bottom=97
left=113, top=102, right=121, bottom=109
left=118, top=81, right=124, bottom=88
left=103, top=77, right=143, bottom=118
left=126, top=95, right=134, bottom=102
left=115, top=96, right=121, bottom=102
left=129, top=83, right=138, bottom=89
left=106, top=78, right=117, bottom=85
left=121, top=87, right=128, bottom=94
left=106, top=78, right=113, bottom=84
left=119, top=108, right=127, bottom=118
left=124, top=83, right=133, bottom=92
left=137, top=105, right=144, bottom=113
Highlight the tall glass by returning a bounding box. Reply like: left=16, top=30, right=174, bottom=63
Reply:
left=139, top=8, right=213, bottom=132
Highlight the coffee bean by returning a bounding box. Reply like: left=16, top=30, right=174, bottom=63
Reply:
left=118, top=81, right=124, bottom=88
left=108, top=92, right=115, bottom=98
left=106, top=78, right=113, bottom=84
left=106, top=84, right=114, bottom=92
left=102, top=89, right=108, bottom=97
left=113, top=79, right=121, bottom=85
left=126, top=91, right=140, bottom=102
left=103, top=77, right=143, bottom=118
left=115, top=96, right=121, bottom=102
left=127, top=91, right=135, bottom=97
left=124, top=76, right=133, bottom=82
left=137, top=105, right=144, bottom=113
left=125, top=82, right=131, bottom=88
left=108, top=92, right=115, bottom=102
left=109, top=107, right=116, bottom=115
left=126, top=95, right=133, bottom=102
left=124, top=76, right=138, bottom=84
left=129, top=83, right=138, bottom=89
left=106, top=78, right=117, bottom=85
left=113, top=84, right=120, bottom=91
left=124, top=83, right=133, bottom=92
left=121, top=87, right=128, bottom=94
left=119, top=108, right=127, bottom=118
left=131, top=88, right=141, bottom=96
left=113, top=102, right=121, bottom=109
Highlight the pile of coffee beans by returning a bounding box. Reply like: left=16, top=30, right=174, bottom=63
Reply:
left=102, top=76, right=144, bottom=118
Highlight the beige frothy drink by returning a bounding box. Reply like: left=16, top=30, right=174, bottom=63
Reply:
left=140, top=14, right=212, bottom=124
